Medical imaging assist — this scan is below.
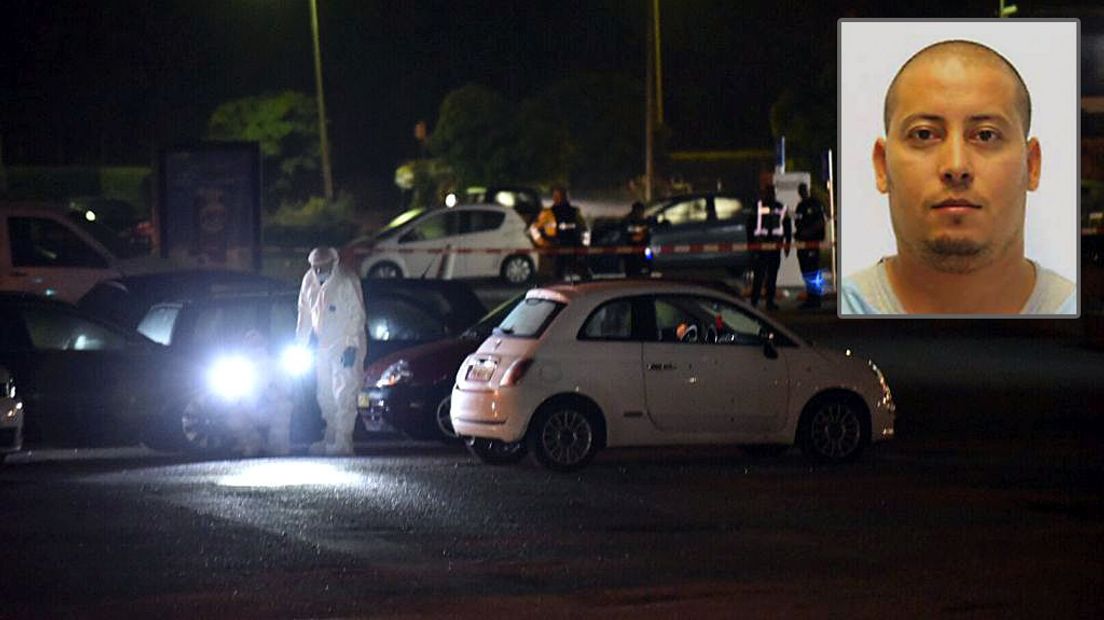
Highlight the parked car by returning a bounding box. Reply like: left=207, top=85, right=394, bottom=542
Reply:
left=451, top=280, right=895, bottom=471
left=67, top=196, right=153, bottom=255
left=454, top=185, right=543, bottom=224
left=137, top=279, right=486, bottom=452
left=1, top=202, right=167, bottom=302
left=78, top=270, right=286, bottom=331
left=359, top=293, right=524, bottom=441
left=344, top=204, right=539, bottom=285
left=0, top=292, right=182, bottom=446
left=589, top=193, right=750, bottom=275
left=0, top=365, right=24, bottom=463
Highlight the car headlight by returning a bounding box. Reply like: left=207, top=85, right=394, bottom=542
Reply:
left=376, top=359, right=412, bottom=388
left=280, top=345, right=314, bottom=377
left=208, top=355, right=257, bottom=401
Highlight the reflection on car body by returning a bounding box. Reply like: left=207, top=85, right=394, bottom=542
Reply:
left=0, top=292, right=181, bottom=446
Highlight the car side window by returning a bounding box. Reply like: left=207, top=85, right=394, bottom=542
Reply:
left=579, top=299, right=633, bottom=341
left=9, top=217, right=109, bottom=268
left=714, top=197, right=743, bottom=220
left=652, top=297, right=703, bottom=343
left=366, top=298, right=448, bottom=341
left=186, top=301, right=262, bottom=349
left=137, top=305, right=181, bottom=346
left=460, top=210, right=505, bottom=234
left=655, top=199, right=708, bottom=226
left=651, top=295, right=765, bottom=345
left=400, top=212, right=459, bottom=243
left=22, top=307, right=126, bottom=351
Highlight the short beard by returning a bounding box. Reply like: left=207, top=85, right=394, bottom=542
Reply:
left=919, top=236, right=991, bottom=274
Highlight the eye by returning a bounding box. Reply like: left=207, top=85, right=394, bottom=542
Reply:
left=907, top=127, right=938, bottom=142
left=975, top=128, right=1000, bottom=143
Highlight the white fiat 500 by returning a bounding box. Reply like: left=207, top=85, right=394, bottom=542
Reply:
left=451, top=281, right=895, bottom=471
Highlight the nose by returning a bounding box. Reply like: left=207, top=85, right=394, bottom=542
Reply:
left=939, top=135, right=972, bottom=187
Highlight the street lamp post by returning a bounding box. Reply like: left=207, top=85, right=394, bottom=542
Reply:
left=309, top=0, right=334, bottom=200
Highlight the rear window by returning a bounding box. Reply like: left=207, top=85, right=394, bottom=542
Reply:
left=494, top=297, right=564, bottom=338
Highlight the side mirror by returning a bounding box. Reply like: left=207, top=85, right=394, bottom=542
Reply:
left=762, top=331, right=778, bottom=359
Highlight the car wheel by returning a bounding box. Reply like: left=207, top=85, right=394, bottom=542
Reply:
left=528, top=406, right=600, bottom=472
left=465, top=437, right=527, bottom=465
left=798, top=395, right=869, bottom=464
left=367, top=262, right=402, bottom=279
left=178, top=396, right=231, bottom=457
left=434, top=394, right=459, bottom=443
left=742, top=444, right=789, bottom=458
left=500, top=255, right=534, bottom=285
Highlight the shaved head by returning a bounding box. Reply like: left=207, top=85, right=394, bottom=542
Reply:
left=883, top=40, right=1031, bottom=137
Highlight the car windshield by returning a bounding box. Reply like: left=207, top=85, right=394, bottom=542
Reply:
left=375, top=208, right=427, bottom=240
left=463, top=293, right=525, bottom=340
left=493, top=297, right=564, bottom=339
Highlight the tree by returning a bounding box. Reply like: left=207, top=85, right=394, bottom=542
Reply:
left=207, top=91, right=320, bottom=210
left=769, top=67, right=835, bottom=181
left=426, top=84, right=516, bottom=187
left=537, top=73, right=644, bottom=190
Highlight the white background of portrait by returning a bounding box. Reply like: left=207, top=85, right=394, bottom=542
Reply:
left=839, top=21, right=1079, bottom=284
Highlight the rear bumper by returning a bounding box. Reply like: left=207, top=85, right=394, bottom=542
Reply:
left=357, top=384, right=439, bottom=432
left=450, top=385, right=532, bottom=443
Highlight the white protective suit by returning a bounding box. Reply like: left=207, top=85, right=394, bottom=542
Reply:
left=296, top=249, right=367, bottom=455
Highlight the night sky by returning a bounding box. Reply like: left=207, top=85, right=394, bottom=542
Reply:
left=2, top=0, right=1099, bottom=198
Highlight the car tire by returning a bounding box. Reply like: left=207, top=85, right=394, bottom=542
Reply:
left=465, top=437, right=527, bottom=465
left=527, top=405, right=601, bottom=472
left=742, top=444, right=789, bottom=458
left=500, top=255, right=534, bottom=285
left=798, top=394, right=870, bottom=464
left=367, top=262, right=403, bottom=279
left=433, top=394, right=459, bottom=443
left=176, top=395, right=232, bottom=457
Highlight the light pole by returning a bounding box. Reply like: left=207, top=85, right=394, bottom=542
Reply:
left=309, top=0, right=334, bottom=200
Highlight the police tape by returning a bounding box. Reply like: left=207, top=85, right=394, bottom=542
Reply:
left=342, top=240, right=834, bottom=257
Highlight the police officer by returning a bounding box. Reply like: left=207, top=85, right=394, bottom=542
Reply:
left=622, top=201, right=650, bottom=276
left=530, top=187, right=588, bottom=280
left=794, top=183, right=827, bottom=309
left=748, top=184, right=792, bottom=310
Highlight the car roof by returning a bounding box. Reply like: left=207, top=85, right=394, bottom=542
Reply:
left=526, top=278, right=740, bottom=303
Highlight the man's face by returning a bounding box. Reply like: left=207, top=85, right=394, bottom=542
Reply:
left=873, top=54, right=1041, bottom=272
left=312, top=261, right=334, bottom=281
left=552, top=189, right=565, bottom=205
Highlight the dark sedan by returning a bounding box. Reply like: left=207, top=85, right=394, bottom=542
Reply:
left=589, top=193, right=751, bottom=275
left=0, top=293, right=183, bottom=446
left=359, top=294, right=522, bottom=441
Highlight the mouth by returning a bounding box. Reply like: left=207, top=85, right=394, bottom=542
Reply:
left=931, top=198, right=982, bottom=211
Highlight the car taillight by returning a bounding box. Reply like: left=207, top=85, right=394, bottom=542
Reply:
left=498, top=358, right=534, bottom=387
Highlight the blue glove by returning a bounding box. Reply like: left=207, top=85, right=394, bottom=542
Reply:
left=342, top=346, right=357, bottom=368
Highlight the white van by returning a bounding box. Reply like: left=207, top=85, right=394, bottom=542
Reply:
left=0, top=202, right=165, bottom=302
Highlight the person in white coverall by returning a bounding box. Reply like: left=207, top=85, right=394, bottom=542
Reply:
left=296, top=246, right=367, bottom=456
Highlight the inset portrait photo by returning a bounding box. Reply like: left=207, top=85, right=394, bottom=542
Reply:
left=838, top=20, right=1079, bottom=317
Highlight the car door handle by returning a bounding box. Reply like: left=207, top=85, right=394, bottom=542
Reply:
left=648, top=363, right=677, bottom=371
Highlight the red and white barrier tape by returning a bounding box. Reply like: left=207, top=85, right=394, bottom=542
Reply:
left=344, top=240, right=831, bottom=257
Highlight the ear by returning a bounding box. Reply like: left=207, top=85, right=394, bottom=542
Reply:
left=1026, top=137, right=1041, bottom=191
left=872, top=138, right=889, bottom=194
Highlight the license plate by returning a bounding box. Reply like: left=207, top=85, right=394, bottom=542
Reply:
left=465, top=360, right=496, bottom=382
left=357, top=392, right=372, bottom=408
